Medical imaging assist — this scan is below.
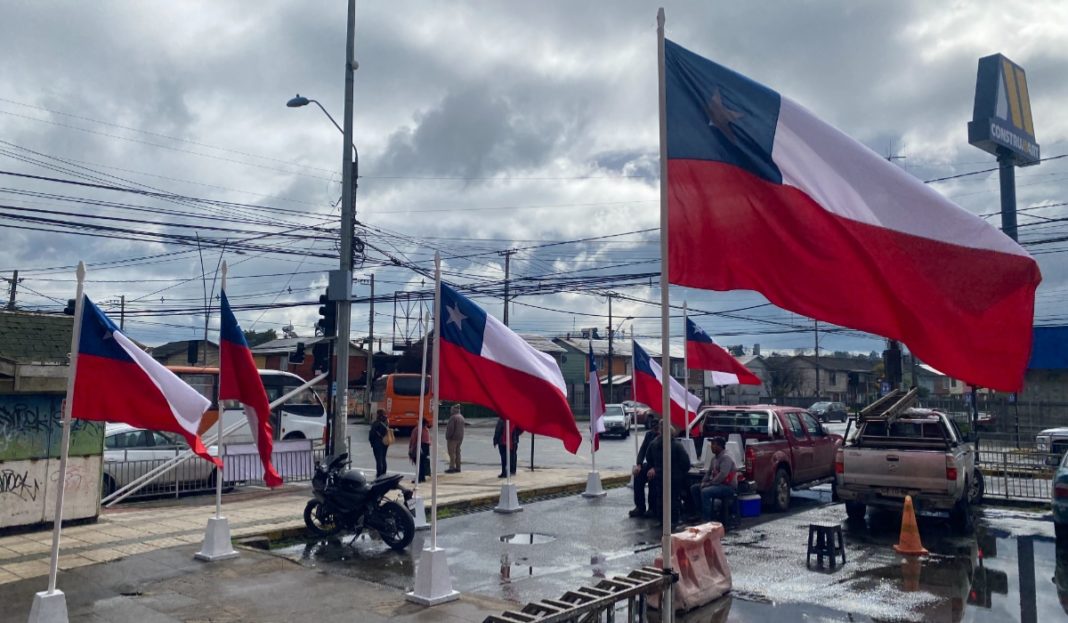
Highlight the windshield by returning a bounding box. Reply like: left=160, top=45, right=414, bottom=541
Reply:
left=810, top=402, right=831, bottom=411
left=604, top=405, right=625, bottom=418
left=702, top=410, right=770, bottom=434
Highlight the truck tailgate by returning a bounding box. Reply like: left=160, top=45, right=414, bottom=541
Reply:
left=841, top=447, right=951, bottom=495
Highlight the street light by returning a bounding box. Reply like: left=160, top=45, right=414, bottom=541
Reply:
left=287, top=94, right=355, bottom=155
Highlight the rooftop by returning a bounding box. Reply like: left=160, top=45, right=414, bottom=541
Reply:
left=0, top=311, right=73, bottom=364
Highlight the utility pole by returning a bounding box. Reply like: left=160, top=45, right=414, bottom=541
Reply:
left=5, top=270, right=17, bottom=310
left=498, top=249, right=517, bottom=325
left=606, top=294, right=614, bottom=404
left=332, top=0, right=357, bottom=456
left=814, top=320, right=820, bottom=398
left=119, top=295, right=125, bottom=330
left=365, top=274, right=374, bottom=422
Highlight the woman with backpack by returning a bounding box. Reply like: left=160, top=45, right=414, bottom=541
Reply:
left=368, top=409, right=392, bottom=477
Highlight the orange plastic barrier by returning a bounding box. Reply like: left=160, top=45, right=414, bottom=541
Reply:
left=650, top=522, right=732, bottom=612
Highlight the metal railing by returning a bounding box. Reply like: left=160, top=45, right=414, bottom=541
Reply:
left=978, top=448, right=1058, bottom=503
left=483, top=566, right=674, bottom=623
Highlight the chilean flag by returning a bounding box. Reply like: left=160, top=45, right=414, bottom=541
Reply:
left=686, top=318, right=761, bottom=386
left=587, top=343, right=606, bottom=452
left=72, top=296, right=219, bottom=466
left=664, top=40, right=1040, bottom=392
left=219, top=291, right=282, bottom=488
left=438, top=283, right=581, bottom=453
left=632, top=340, right=701, bottom=432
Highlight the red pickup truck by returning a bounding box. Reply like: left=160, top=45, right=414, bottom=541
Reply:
left=695, top=405, right=843, bottom=512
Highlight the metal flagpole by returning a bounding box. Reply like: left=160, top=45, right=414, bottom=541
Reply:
left=406, top=251, right=459, bottom=605
left=584, top=342, right=606, bottom=498
left=28, top=262, right=85, bottom=622
left=629, top=330, right=639, bottom=489
left=196, top=261, right=237, bottom=561
left=656, top=8, right=676, bottom=620
left=681, top=302, right=696, bottom=465
left=410, top=308, right=430, bottom=530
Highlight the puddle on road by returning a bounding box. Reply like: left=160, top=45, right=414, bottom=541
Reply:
left=499, top=532, right=555, bottom=544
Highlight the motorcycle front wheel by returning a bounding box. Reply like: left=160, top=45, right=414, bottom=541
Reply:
left=304, top=499, right=341, bottom=537
left=375, top=500, right=415, bottom=551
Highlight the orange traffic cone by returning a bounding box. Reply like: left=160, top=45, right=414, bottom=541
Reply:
left=901, top=556, right=922, bottom=592
left=893, top=495, right=928, bottom=556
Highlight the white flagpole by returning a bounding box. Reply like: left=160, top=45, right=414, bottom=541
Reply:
left=656, top=8, right=676, bottom=621
left=413, top=308, right=427, bottom=489
left=583, top=343, right=606, bottom=498
left=196, top=260, right=237, bottom=561
left=407, top=251, right=459, bottom=605
left=29, top=262, right=85, bottom=622
left=683, top=302, right=689, bottom=437
left=410, top=307, right=430, bottom=530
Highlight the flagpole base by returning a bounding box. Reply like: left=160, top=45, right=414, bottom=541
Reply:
left=493, top=483, right=522, bottom=513
left=194, top=516, right=239, bottom=562
left=679, top=438, right=698, bottom=467
left=405, top=547, right=460, bottom=606
left=410, top=495, right=430, bottom=531
left=582, top=471, right=607, bottom=498
left=27, top=590, right=68, bottom=623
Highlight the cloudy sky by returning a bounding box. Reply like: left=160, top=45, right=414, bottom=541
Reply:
left=1, top=1, right=1066, bottom=358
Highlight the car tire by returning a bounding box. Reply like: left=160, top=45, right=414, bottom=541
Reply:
left=101, top=474, right=117, bottom=499
left=769, top=468, right=791, bottom=512
left=283, top=432, right=306, bottom=440
left=845, top=501, right=866, bottom=521
left=968, top=469, right=985, bottom=505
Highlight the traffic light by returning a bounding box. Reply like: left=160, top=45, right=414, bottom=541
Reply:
left=883, top=342, right=902, bottom=387
left=63, top=299, right=76, bottom=315
left=317, top=292, right=336, bottom=337
left=289, top=341, right=306, bottom=365
left=312, top=342, right=329, bottom=373
left=187, top=340, right=198, bottom=365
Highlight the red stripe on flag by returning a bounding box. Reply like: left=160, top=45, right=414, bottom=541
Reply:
left=686, top=340, right=761, bottom=385
left=633, top=368, right=691, bottom=432
left=220, top=338, right=282, bottom=488
left=668, top=160, right=1039, bottom=392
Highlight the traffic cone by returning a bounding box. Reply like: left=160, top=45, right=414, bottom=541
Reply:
left=901, top=556, right=922, bottom=592
left=893, top=495, right=928, bottom=556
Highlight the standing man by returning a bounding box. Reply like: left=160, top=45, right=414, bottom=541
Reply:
left=629, top=417, right=660, bottom=518
left=690, top=437, right=738, bottom=522
left=445, top=404, right=466, bottom=473
left=368, top=409, right=390, bottom=477
left=493, top=417, right=522, bottom=478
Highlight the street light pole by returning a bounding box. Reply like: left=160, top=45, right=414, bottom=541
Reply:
left=333, top=0, right=357, bottom=455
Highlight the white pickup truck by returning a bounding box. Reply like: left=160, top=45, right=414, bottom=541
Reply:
left=836, top=408, right=983, bottom=532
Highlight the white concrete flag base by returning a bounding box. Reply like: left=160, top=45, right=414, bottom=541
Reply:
left=194, top=516, right=239, bottom=561
left=411, top=495, right=430, bottom=531
left=494, top=483, right=522, bottom=513
left=27, top=590, right=68, bottom=623
left=406, top=547, right=460, bottom=606
left=582, top=471, right=607, bottom=498
left=680, top=437, right=698, bottom=467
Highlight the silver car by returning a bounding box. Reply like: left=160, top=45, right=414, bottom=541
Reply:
left=102, top=423, right=217, bottom=497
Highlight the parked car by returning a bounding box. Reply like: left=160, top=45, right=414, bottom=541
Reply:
left=601, top=403, right=632, bottom=438
left=809, top=401, right=849, bottom=423
left=1054, top=451, right=1068, bottom=540
left=836, top=408, right=982, bottom=532
left=102, top=423, right=217, bottom=497
left=1038, top=428, right=1068, bottom=466
left=696, top=405, right=843, bottom=512
left=622, top=401, right=654, bottom=429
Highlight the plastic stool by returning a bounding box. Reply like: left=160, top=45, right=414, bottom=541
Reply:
left=806, top=524, right=846, bottom=569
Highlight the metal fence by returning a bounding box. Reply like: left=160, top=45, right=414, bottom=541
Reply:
left=978, top=448, right=1058, bottom=503
left=103, top=442, right=326, bottom=503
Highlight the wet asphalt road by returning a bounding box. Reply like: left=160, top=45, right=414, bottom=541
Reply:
left=274, top=480, right=1064, bottom=622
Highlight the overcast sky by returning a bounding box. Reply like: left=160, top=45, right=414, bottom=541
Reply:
left=1, top=1, right=1066, bottom=358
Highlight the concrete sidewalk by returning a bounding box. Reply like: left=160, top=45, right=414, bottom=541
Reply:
left=0, top=466, right=627, bottom=586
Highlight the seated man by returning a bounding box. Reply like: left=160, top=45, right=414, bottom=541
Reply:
left=646, top=426, right=692, bottom=527
left=629, top=417, right=660, bottom=518
left=690, top=436, right=738, bottom=523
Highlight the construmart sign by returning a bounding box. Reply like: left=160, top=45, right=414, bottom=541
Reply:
left=967, top=53, right=1040, bottom=166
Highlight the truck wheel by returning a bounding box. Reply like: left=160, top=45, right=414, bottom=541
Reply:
left=770, top=468, right=791, bottom=512
left=845, top=501, right=866, bottom=521
left=968, top=469, right=984, bottom=505
left=949, top=497, right=973, bottom=533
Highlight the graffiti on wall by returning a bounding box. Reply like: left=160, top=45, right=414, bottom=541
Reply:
left=0, top=395, right=103, bottom=461
left=0, top=468, right=40, bottom=502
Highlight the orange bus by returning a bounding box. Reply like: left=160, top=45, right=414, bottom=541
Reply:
left=370, top=373, right=432, bottom=434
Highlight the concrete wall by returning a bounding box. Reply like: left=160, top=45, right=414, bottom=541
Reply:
left=0, top=393, right=103, bottom=529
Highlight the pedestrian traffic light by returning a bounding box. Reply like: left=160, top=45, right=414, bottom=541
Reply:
left=312, top=342, right=329, bottom=373
left=289, top=341, right=306, bottom=365
left=317, top=292, right=336, bottom=337
left=63, top=299, right=76, bottom=315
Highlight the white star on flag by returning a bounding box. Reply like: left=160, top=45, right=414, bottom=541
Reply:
left=446, top=303, right=467, bottom=330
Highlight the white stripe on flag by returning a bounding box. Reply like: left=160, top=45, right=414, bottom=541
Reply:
left=646, top=349, right=701, bottom=412
left=481, top=313, right=568, bottom=396
left=113, top=330, right=209, bottom=436
left=707, top=371, right=741, bottom=386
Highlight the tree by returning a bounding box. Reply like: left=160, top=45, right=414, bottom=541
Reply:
left=243, top=328, right=277, bottom=347
left=765, top=356, right=802, bottom=398
left=729, top=345, right=745, bottom=356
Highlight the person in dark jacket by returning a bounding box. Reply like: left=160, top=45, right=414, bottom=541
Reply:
left=368, top=409, right=389, bottom=477
left=409, top=420, right=431, bottom=482
left=646, top=426, right=692, bottom=527
left=492, top=418, right=522, bottom=477
left=629, top=417, right=660, bottom=518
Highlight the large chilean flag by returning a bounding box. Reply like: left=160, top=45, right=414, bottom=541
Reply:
left=632, top=340, right=701, bottom=432
left=72, top=296, right=219, bottom=466
left=438, top=283, right=581, bottom=453
left=219, top=291, right=282, bottom=488
left=664, top=40, right=1040, bottom=392
left=686, top=318, right=761, bottom=386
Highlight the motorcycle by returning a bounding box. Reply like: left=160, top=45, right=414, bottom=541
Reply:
left=303, top=453, right=416, bottom=551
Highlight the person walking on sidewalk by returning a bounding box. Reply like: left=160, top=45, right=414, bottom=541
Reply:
left=409, top=419, right=431, bottom=483
left=493, top=417, right=522, bottom=478
left=445, top=404, right=466, bottom=473
left=368, top=409, right=391, bottom=477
